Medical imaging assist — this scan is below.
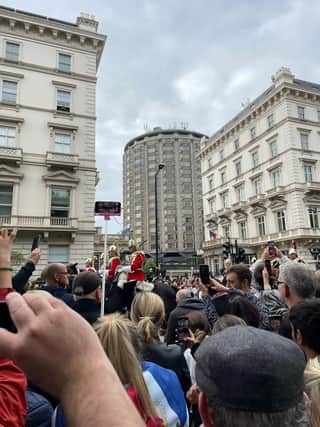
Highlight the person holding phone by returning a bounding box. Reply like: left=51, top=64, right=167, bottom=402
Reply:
left=250, top=244, right=289, bottom=290
left=12, top=242, right=41, bottom=294
left=0, top=228, right=27, bottom=427
left=166, top=288, right=210, bottom=345
left=201, top=265, right=271, bottom=330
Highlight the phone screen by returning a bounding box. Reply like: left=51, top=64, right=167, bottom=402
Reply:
left=268, top=241, right=276, bottom=257
left=0, top=301, right=14, bottom=331
left=199, top=264, right=210, bottom=285
left=31, top=236, right=40, bottom=252
left=176, top=318, right=189, bottom=343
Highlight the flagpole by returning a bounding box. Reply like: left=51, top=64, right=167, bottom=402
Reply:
left=101, top=215, right=109, bottom=317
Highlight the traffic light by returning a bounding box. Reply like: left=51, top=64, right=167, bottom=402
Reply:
left=223, top=242, right=231, bottom=259
left=237, top=247, right=246, bottom=263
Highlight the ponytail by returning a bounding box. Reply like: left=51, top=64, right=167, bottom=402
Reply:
left=94, top=314, right=157, bottom=419
left=136, top=316, right=157, bottom=345
left=130, top=292, right=165, bottom=346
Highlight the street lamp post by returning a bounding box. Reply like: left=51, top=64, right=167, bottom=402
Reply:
left=155, top=164, right=165, bottom=276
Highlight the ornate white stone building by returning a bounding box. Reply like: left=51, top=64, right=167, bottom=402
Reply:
left=201, top=68, right=320, bottom=271
left=0, top=6, right=106, bottom=271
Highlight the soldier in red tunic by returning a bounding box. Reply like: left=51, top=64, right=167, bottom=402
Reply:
left=106, top=245, right=120, bottom=283
left=117, top=239, right=145, bottom=284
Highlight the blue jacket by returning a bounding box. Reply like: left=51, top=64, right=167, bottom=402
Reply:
left=26, top=388, right=53, bottom=427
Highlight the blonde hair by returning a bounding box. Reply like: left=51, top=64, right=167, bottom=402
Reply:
left=94, top=314, right=156, bottom=419
left=130, top=292, right=165, bottom=345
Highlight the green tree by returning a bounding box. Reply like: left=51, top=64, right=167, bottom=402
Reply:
left=143, top=258, right=156, bottom=274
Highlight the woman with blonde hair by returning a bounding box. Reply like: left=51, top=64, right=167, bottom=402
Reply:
left=53, top=312, right=163, bottom=427
left=97, top=314, right=189, bottom=427
left=131, top=292, right=191, bottom=394
left=94, top=314, right=163, bottom=427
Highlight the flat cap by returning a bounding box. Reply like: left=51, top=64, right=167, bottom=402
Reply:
left=196, top=326, right=305, bottom=413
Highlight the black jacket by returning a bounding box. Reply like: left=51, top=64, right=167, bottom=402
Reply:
left=153, top=282, right=177, bottom=322
left=13, top=261, right=35, bottom=293
left=41, top=286, right=74, bottom=307
left=73, top=298, right=101, bottom=325
left=279, top=314, right=292, bottom=339
left=166, top=297, right=206, bottom=345
left=142, top=342, right=191, bottom=394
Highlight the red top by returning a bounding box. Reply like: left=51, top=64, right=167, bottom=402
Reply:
left=0, top=288, right=15, bottom=300
left=128, top=251, right=145, bottom=282
left=0, top=358, right=27, bottom=427
left=0, top=289, right=27, bottom=427
left=106, top=257, right=120, bottom=283
left=127, top=385, right=163, bottom=427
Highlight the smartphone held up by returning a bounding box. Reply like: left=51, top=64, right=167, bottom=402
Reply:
left=268, top=241, right=276, bottom=257
left=199, top=264, right=210, bottom=285
left=199, top=264, right=217, bottom=296
left=175, top=318, right=190, bottom=344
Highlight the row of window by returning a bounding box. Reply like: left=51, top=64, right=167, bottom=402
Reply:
left=209, top=172, right=278, bottom=208
left=4, top=41, right=72, bottom=73
left=208, top=163, right=315, bottom=211
left=221, top=213, right=286, bottom=239
left=0, top=185, right=70, bottom=218
left=208, top=132, right=312, bottom=185
left=0, top=76, right=74, bottom=114
left=207, top=105, right=318, bottom=170
left=217, top=207, right=319, bottom=240
left=0, top=125, right=73, bottom=154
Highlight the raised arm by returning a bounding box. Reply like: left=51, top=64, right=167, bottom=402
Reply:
left=0, top=292, right=144, bottom=427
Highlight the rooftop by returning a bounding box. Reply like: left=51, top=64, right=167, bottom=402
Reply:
left=208, top=68, right=320, bottom=144
left=0, top=5, right=79, bottom=27
left=124, top=127, right=208, bottom=151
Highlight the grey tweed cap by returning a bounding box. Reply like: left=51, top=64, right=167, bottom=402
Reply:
left=196, top=326, right=305, bottom=413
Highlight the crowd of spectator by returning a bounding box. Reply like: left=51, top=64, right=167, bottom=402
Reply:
left=1, top=228, right=320, bottom=427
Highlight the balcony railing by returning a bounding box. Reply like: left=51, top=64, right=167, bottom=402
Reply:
left=46, top=151, right=79, bottom=169
left=304, top=182, right=320, bottom=193
left=232, top=201, right=247, bottom=210
left=50, top=217, right=70, bottom=226
left=0, top=215, right=11, bottom=225
left=17, top=216, right=45, bottom=226
left=266, top=186, right=285, bottom=198
left=217, top=207, right=232, bottom=217
left=202, top=227, right=320, bottom=250
left=0, top=215, right=77, bottom=229
left=248, top=193, right=266, bottom=205
left=0, top=146, right=23, bottom=164
left=245, top=228, right=320, bottom=244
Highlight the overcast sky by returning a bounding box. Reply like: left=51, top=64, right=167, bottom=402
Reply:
left=2, top=0, right=320, bottom=233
